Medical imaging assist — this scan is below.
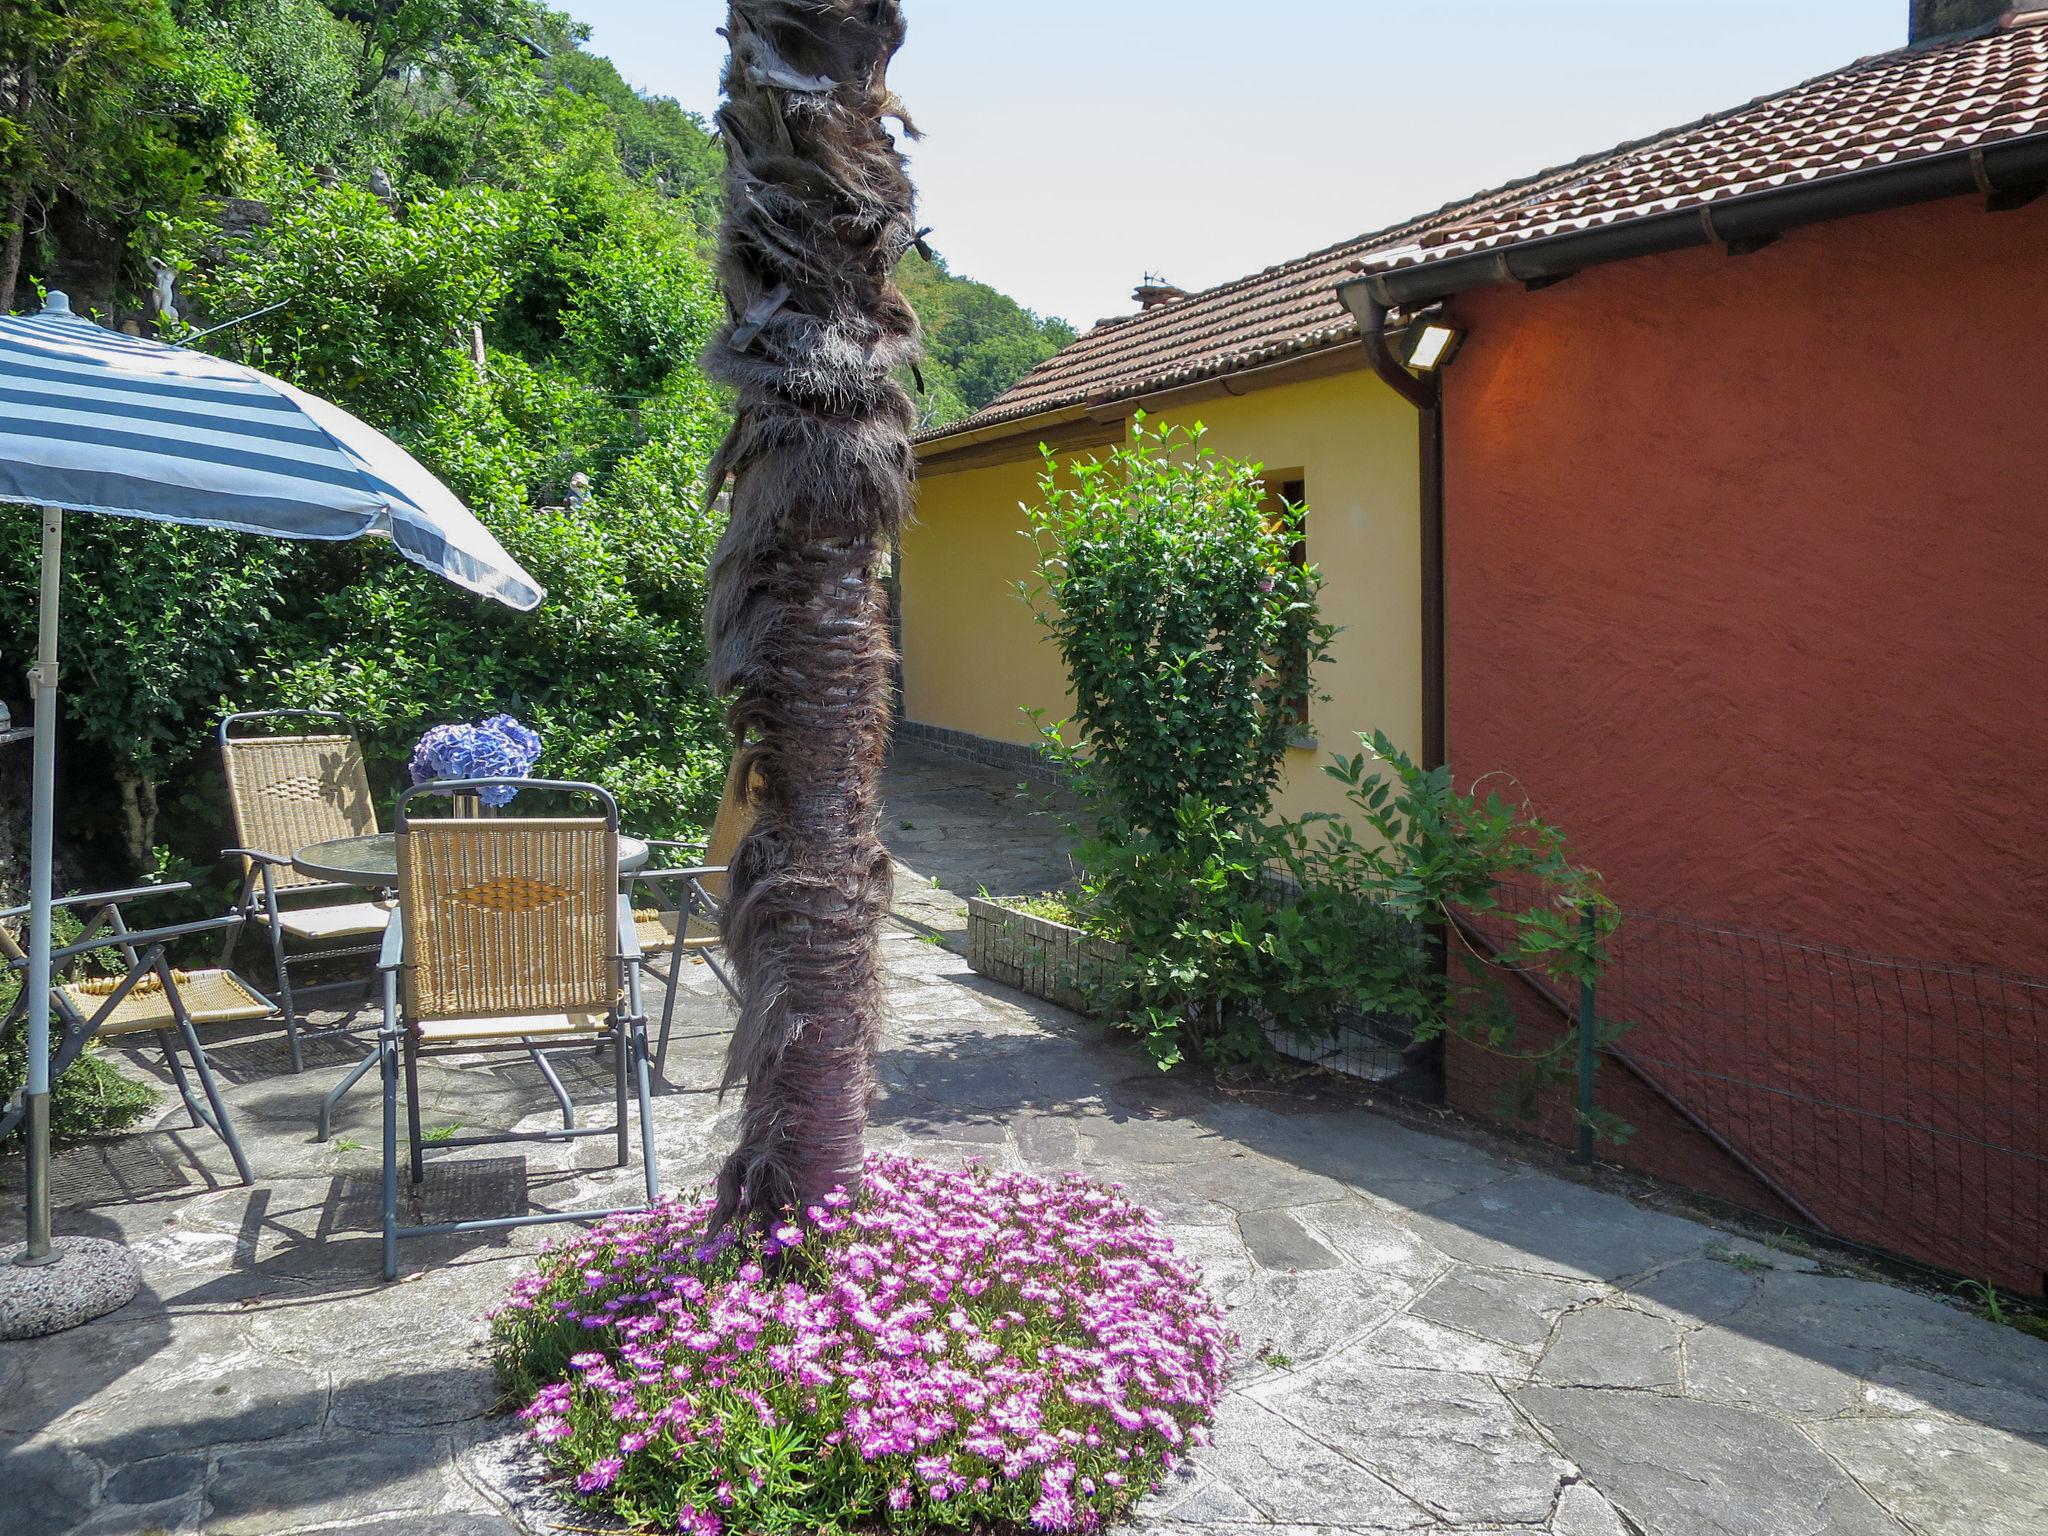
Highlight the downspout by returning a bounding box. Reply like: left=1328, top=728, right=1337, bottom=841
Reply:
left=1352, top=298, right=1453, bottom=1089
left=1351, top=295, right=1447, bottom=772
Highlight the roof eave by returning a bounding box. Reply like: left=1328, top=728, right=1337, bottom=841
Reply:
left=915, top=329, right=1378, bottom=463
left=1342, top=130, right=2048, bottom=311
left=914, top=401, right=1094, bottom=457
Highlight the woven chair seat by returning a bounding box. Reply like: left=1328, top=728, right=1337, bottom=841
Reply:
left=254, top=899, right=395, bottom=942
left=415, top=1010, right=613, bottom=1045
left=59, top=968, right=272, bottom=1037
left=632, top=908, right=721, bottom=956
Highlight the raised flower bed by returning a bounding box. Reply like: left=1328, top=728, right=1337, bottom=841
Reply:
left=965, top=897, right=1123, bottom=1014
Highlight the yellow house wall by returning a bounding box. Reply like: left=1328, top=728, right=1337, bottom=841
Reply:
left=899, top=449, right=1077, bottom=748
left=899, top=363, right=1422, bottom=823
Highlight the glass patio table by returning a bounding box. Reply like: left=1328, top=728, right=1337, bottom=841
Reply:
left=293, top=831, right=651, bottom=886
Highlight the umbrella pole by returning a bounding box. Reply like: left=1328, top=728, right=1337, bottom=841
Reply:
left=0, top=506, right=137, bottom=1327
left=17, top=505, right=60, bottom=1266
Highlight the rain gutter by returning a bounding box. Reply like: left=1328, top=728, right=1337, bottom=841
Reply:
left=1340, top=131, right=2048, bottom=311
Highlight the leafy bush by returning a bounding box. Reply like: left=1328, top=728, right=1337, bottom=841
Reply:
left=11, top=170, right=741, bottom=866
left=490, top=1154, right=1229, bottom=1535
left=0, top=1029, right=158, bottom=1146
left=1024, top=418, right=1355, bottom=1069
left=1024, top=416, right=1331, bottom=845
left=1318, top=732, right=1631, bottom=1138
left=184, top=0, right=360, bottom=165
left=0, top=517, right=287, bottom=866
left=1021, top=426, right=1622, bottom=1121
left=173, top=180, right=526, bottom=437
left=1074, top=799, right=1422, bottom=1072
left=0, top=909, right=158, bottom=1145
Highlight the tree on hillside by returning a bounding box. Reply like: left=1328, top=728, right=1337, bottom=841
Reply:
left=0, top=0, right=235, bottom=312
left=700, top=0, right=921, bottom=1229
left=896, top=249, right=1074, bottom=423
left=546, top=48, right=722, bottom=233
left=184, top=0, right=358, bottom=164
left=330, top=0, right=547, bottom=102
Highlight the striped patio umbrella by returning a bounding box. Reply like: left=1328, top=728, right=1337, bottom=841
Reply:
left=1, top=292, right=544, bottom=1277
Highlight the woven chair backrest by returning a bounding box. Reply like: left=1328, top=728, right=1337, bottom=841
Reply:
left=698, top=757, right=761, bottom=902
left=222, top=734, right=378, bottom=890
left=398, top=817, right=618, bottom=1021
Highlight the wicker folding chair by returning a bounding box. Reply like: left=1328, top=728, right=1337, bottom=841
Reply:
left=219, top=709, right=395, bottom=1071
left=1, top=885, right=259, bottom=1184
left=378, top=778, right=657, bottom=1280
left=627, top=755, right=757, bottom=1076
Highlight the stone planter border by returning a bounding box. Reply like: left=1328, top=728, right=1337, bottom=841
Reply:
left=965, top=897, right=1123, bottom=1014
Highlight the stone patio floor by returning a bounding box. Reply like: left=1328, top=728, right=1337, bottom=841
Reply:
left=3, top=742, right=2045, bottom=1536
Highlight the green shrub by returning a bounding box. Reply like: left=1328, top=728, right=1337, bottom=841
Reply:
left=1023, top=425, right=1625, bottom=1128
left=1023, top=415, right=1331, bottom=844
left=172, top=180, right=525, bottom=438
left=1068, top=798, right=1420, bottom=1071
left=12, top=170, right=741, bottom=873
left=0, top=910, right=158, bottom=1146
left=183, top=0, right=359, bottom=165
left=1316, top=732, right=1632, bottom=1138
left=0, top=516, right=289, bottom=869
left=1023, top=418, right=1351, bottom=1069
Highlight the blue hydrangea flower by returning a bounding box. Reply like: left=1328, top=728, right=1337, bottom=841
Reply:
left=483, top=714, right=542, bottom=765
left=409, top=716, right=544, bottom=807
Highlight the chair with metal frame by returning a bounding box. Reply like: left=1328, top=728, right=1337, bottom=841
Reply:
left=218, top=708, right=394, bottom=1072
left=378, top=777, right=657, bottom=1280
left=626, top=755, right=756, bottom=1077
left=0, top=885, right=260, bottom=1184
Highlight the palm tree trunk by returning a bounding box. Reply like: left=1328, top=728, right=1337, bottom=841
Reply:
left=701, top=0, right=922, bottom=1230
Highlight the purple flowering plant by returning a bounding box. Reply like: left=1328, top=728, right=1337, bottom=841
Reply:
left=407, top=715, right=543, bottom=808
left=489, top=1154, right=1230, bottom=1534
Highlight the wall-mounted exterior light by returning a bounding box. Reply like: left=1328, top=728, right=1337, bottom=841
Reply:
left=1400, top=311, right=1466, bottom=372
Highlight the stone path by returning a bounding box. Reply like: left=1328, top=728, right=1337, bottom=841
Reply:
left=2, top=743, right=2043, bottom=1535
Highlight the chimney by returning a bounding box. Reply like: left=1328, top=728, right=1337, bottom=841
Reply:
left=1909, top=1, right=2018, bottom=41
left=1133, top=275, right=1189, bottom=310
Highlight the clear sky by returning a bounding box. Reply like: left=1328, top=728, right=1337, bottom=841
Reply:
left=560, top=1, right=1908, bottom=328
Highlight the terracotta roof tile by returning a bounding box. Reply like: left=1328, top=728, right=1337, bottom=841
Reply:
left=1366, top=17, right=2048, bottom=276
left=926, top=19, right=2048, bottom=446
left=916, top=196, right=1520, bottom=443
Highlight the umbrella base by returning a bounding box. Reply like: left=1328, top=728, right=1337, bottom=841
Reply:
left=0, top=1237, right=141, bottom=1339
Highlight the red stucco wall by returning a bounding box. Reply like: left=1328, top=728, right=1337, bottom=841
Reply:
left=1439, top=195, right=2048, bottom=1289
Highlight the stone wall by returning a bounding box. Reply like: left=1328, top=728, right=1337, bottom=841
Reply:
left=964, top=898, right=1121, bottom=1014
left=894, top=720, right=1056, bottom=780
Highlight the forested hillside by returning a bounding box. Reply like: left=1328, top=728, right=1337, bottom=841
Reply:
left=0, top=0, right=1070, bottom=897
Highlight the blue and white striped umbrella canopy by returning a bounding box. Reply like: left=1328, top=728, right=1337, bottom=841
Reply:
left=0, top=292, right=542, bottom=609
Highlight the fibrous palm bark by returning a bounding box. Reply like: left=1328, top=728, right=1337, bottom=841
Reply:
left=700, top=0, right=921, bottom=1230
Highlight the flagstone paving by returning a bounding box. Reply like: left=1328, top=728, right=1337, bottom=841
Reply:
left=2, top=742, right=2043, bottom=1535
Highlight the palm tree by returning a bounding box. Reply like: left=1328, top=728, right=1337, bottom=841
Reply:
left=699, top=0, right=922, bottom=1231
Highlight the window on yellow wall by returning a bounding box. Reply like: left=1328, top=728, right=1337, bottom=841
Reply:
left=1263, top=472, right=1310, bottom=732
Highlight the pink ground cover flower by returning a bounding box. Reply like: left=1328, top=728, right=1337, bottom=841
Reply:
left=489, top=1154, right=1230, bottom=1534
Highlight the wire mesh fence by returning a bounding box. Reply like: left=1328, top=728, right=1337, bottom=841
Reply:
left=1453, top=887, right=2048, bottom=1296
